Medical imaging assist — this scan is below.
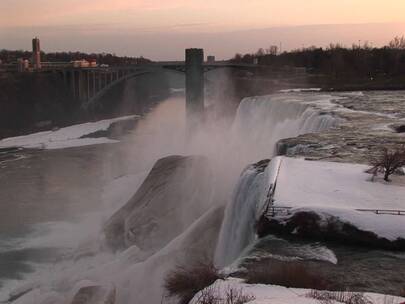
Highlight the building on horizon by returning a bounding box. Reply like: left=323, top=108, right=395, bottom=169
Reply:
left=70, top=59, right=97, bottom=68
left=32, top=37, right=41, bottom=69
left=17, top=58, right=29, bottom=72
left=207, top=55, right=216, bottom=63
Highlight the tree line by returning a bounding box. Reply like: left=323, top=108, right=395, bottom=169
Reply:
left=231, top=36, right=405, bottom=78
left=0, top=50, right=151, bottom=66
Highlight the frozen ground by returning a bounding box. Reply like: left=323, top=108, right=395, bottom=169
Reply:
left=275, top=157, right=405, bottom=210
left=192, top=278, right=405, bottom=304
left=0, top=115, right=138, bottom=150
left=272, top=157, right=405, bottom=241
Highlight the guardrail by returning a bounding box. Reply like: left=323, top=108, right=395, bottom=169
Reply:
left=266, top=206, right=293, bottom=217
left=356, top=209, right=405, bottom=216
left=265, top=206, right=405, bottom=218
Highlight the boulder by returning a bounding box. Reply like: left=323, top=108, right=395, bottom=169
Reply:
left=103, top=155, right=213, bottom=252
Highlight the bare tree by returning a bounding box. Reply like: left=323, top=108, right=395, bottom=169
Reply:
left=388, top=36, right=405, bottom=49
left=164, top=261, right=222, bottom=304
left=255, top=48, right=265, bottom=57
left=368, top=146, right=405, bottom=182
left=266, top=45, right=278, bottom=55
left=327, top=43, right=345, bottom=50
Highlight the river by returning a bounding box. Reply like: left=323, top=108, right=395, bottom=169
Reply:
left=0, top=96, right=186, bottom=294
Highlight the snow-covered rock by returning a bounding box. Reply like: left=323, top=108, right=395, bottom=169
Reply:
left=275, top=157, right=405, bottom=210
left=257, top=157, right=405, bottom=249
left=103, top=155, right=214, bottom=252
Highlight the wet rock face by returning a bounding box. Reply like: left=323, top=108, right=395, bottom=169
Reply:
left=103, top=155, right=213, bottom=252
left=257, top=211, right=405, bottom=251
left=394, top=124, right=405, bottom=133
left=252, top=159, right=271, bottom=172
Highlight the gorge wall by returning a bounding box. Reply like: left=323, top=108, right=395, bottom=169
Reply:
left=0, top=71, right=170, bottom=139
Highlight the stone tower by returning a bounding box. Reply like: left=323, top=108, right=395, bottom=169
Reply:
left=32, top=37, right=41, bottom=69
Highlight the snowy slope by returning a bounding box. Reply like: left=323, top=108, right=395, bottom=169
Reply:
left=272, top=157, right=405, bottom=241
left=0, top=115, right=138, bottom=150
left=275, top=158, right=405, bottom=210
left=191, top=278, right=405, bottom=304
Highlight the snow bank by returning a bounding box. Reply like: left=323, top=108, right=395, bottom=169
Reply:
left=279, top=88, right=322, bottom=93
left=191, top=278, right=405, bottom=304
left=275, top=157, right=405, bottom=210
left=0, top=115, right=138, bottom=150
left=270, top=157, right=405, bottom=242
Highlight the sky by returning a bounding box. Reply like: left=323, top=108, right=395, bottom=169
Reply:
left=1, top=0, right=405, bottom=60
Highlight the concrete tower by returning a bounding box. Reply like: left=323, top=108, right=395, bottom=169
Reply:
left=185, top=48, right=204, bottom=118
left=32, top=37, right=41, bottom=69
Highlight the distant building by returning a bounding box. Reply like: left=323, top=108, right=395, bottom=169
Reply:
left=17, top=58, right=29, bottom=72
left=71, top=59, right=97, bottom=68
left=32, top=37, right=41, bottom=69
left=88, top=59, right=97, bottom=67
left=207, top=56, right=215, bottom=63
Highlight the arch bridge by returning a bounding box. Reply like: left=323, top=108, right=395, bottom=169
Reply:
left=59, top=49, right=266, bottom=113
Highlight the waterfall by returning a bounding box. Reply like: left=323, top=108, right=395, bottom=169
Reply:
left=214, top=158, right=283, bottom=268
left=215, top=94, right=337, bottom=268
left=228, top=95, right=337, bottom=164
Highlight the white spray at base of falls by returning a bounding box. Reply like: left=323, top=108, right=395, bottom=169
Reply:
left=214, top=95, right=337, bottom=268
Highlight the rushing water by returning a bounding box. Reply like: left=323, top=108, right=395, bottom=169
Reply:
left=215, top=97, right=337, bottom=268
left=241, top=235, right=405, bottom=295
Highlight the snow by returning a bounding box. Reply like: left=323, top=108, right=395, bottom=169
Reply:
left=273, top=157, right=405, bottom=241
left=275, top=157, right=405, bottom=210
left=279, top=88, right=321, bottom=93
left=0, top=115, right=138, bottom=150
left=191, top=278, right=405, bottom=304
left=169, top=88, right=185, bottom=93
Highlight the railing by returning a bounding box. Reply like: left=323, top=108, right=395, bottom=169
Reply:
left=266, top=206, right=293, bottom=217
left=356, top=209, right=405, bottom=216
left=265, top=206, right=405, bottom=218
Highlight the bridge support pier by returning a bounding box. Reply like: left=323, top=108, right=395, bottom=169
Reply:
left=185, top=48, right=204, bottom=131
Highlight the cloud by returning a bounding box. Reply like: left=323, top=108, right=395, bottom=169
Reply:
left=3, top=0, right=405, bottom=29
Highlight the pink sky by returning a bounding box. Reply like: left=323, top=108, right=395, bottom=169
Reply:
left=1, top=1, right=405, bottom=59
